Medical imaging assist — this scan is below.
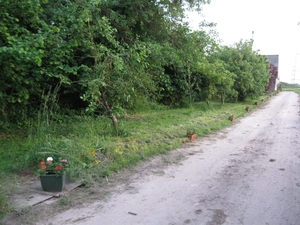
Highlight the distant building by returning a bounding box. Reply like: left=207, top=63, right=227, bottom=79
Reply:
left=266, top=55, right=279, bottom=92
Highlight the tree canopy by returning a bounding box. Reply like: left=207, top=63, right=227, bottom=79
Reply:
left=0, top=0, right=272, bottom=129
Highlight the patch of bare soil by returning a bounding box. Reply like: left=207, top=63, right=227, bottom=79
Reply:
left=2, top=92, right=300, bottom=225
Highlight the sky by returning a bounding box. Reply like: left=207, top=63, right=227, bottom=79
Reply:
left=187, top=0, right=300, bottom=83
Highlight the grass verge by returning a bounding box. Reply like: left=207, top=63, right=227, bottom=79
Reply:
left=283, top=87, right=300, bottom=94
left=0, top=95, right=278, bottom=218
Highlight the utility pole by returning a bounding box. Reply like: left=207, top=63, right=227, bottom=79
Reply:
left=291, top=21, right=300, bottom=84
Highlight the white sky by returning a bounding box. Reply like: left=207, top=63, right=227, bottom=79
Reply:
left=187, top=0, right=300, bottom=83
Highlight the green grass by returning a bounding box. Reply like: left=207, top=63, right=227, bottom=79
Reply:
left=0, top=97, right=274, bottom=217
left=0, top=187, right=10, bottom=218
left=283, top=87, right=300, bottom=94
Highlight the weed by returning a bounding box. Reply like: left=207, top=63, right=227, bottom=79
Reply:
left=57, top=196, right=73, bottom=206
left=0, top=189, right=10, bottom=218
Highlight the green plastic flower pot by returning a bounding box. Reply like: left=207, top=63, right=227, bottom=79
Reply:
left=40, top=172, right=66, bottom=192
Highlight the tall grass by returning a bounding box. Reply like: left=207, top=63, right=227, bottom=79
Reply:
left=0, top=101, right=257, bottom=180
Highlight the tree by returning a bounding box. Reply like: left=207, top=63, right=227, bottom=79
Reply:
left=0, top=0, right=44, bottom=102
left=0, top=0, right=213, bottom=128
left=218, top=40, right=270, bottom=101
left=0, top=0, right=49, bottom=124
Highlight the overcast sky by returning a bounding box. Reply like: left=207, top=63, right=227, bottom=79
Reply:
left=187, top=0, right=300, bottom=83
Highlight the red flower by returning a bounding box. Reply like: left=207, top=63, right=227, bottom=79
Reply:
left=53, top=165, right=64, bottom=171
left=40, top=161, right=46, bottom=170
left=37, top=157, right=69, bottom=175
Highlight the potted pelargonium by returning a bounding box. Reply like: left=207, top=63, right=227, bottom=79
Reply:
left=37, top=157, right=69, bottom=192
left=186, top=129, right=197, bottom=141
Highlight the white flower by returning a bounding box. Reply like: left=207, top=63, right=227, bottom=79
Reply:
left=46, top=157, right=53, bottom=162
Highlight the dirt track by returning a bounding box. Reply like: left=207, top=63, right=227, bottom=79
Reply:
left=33, top=92, right=300, bottom=224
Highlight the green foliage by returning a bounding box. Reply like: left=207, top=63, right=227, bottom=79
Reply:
left=282, top=87, right=300, bottom=95
left=281, top=82, right=300, bottom=94
left=0, top=0, right=46, bottom=126
left=217, top=40, right=270, bottom=101
left=0, top=0, right=272, bottom=131
left=0, top=99, right=253, bottom=178
left=0, top=185, right=10, bottom=218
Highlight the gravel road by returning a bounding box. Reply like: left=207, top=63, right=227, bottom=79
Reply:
left=43, top=91, right=300, bottom=225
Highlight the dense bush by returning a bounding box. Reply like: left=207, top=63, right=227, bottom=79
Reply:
left=0, top=0, right=271, bottom=130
